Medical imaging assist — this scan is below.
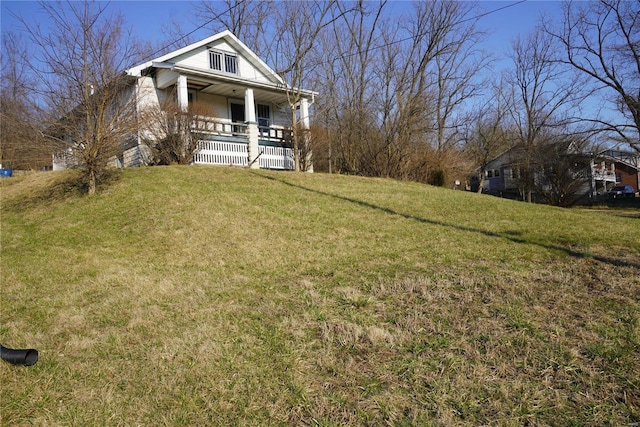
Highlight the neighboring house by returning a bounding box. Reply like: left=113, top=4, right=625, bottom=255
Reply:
left=478, top=141, right=638, bottom=204
left=600, top=149, right=640, bottom=193
left=54, top=31, right=317, bottom=171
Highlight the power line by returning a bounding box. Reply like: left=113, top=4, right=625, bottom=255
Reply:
left=137, top=1, right=242, bottom=63
left=334, top=0, right=529, bottom=62
left=471, top=0, right=528, bottom=22
left=139, top=0, right=527, bottom=67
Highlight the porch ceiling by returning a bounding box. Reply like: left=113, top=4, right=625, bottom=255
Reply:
left=188, top=78, right=290, bottom=107
left=151, top=64, right=316, bottom=107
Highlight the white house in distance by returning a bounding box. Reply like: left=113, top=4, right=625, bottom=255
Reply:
left=54, top=31, right=317, bottom=171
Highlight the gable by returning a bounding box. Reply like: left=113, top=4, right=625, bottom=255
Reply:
left=127, top=31, right=284, bottom=87
left=485, top=146, right=523, bottom=170
left=169, top=40, right=275, bottom=84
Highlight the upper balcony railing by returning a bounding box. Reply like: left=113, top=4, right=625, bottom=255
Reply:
left=591, top=165, right=616, bottom=182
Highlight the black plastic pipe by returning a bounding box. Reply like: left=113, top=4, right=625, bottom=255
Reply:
left=0, top=344, right=38, bottom=366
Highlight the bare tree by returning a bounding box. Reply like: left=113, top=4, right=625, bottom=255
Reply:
left=420, top=1, right=489, bottom=185
left=372, top=1, right=487, bottom=185
left=464, top=88, right=513, bottom=193
left=313, top=1, right=390, bottom=175
left=193, top=0, right=274, bottom=58
left=139, top=100, right=220, bottom=166
left=19, top=1, right=144, bottom=195
left=531, top=134, right=591, bottom=207
left=310, top=1, right=489, bottom=184
left=0, top=32, right=49, bottom=170
left=503, top=27, right=585, bottom=202
left=270, top=0, right=344, bottom=172
left=545, top=0, right=640, bottom=152
left=310, top=32, right=341, bottom=174
left=386, top=1, right=461, bottom=182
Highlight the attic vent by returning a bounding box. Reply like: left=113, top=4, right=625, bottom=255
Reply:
left=209, top=50, right=238, bottom=75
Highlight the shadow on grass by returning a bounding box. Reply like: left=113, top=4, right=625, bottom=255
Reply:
left=257, top=172, right=640, bottom=270
left=1, top=169, right=122, bottom=212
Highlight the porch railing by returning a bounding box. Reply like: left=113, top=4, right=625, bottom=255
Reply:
left=191, top=117, right=295, bottom=169
left=194, top=140, right=248, bottom=167
left=592, top=168, right=616, bottom=182
left=193, top=139, right=295, bottom=170
left=258, top=126, right=292, bottom=146
left=193, top=117, right=248, bottom=138
left=192, top=117, right=293, bottom=146
left=258, top=145, right=294, bottom=170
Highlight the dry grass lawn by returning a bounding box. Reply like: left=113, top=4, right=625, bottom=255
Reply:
left=1, top=166, right=638, bottom=425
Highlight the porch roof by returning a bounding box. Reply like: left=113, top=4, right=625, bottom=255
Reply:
left=126, top=30, right=318, bottom=104
left=154, top=62, right=316, bottom=106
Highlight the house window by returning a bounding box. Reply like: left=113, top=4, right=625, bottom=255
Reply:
left=209, top=51, right=222, bottom=71
left=257, top=104, right=270, bottom=127
left=486, top=170, right=493, bottom=178
left=494, top=169, right=500, bottom=177
left=209, top=50, right=237, bottom=74
left=225, top=54, right=237, bottom=74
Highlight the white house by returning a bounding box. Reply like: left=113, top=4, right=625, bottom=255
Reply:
left=54, top=31, right=317, bottom=171
left=477, top=141, right=622, bottom=204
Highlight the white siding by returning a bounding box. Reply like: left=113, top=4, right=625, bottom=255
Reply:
left=137, top=76, right=161, bottom=110
left=155, top=69, right=179, bottom=89
left=237, top=55, right=271, bottom=83
left=196, top=93, right=229, bottom=119
left=172, top=45, right=210, bottom=70
left=273, top=107, right=290, bottom=128
left=211, top=40, right=234, bottom=51
left=170, top=40, right=273, bottom=83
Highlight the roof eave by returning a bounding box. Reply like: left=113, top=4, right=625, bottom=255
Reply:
left=171, top=64, right=317, bottom=98
left=126, top=30, right=286, bottom=87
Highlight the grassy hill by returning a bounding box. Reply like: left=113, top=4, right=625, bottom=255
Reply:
left=1, top=166, right=639, bottom=426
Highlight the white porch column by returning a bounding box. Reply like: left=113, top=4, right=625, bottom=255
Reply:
left=177, top=75, right=188, bottom=112
left=245, top=88, right=260, bottom=169
left=245, top=88, right=257, bottom=124
left=611, top=162, right=616, bottom=182
left=589, top=157, right=597, bottom=199
left=300, top=97, right=310, bottom=129
left=300, top=97, right=313, bottom=172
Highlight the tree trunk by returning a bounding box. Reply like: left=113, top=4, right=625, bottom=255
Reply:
left=292, top=107, right=300, bottom=172
left=88, top=169, right=97, bottom=196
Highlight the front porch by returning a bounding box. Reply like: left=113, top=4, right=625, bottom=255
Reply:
left=191, top=118, right=295, bottom=170
left=590, top=159, right=617, bottom=196
left=169, top=76, right=309, bottom=171
left=124, top=30, right=317, bottom=172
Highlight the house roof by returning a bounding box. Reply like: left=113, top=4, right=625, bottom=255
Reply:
left=483, top=139, right=590, bottom=172
left=127, top=31, right=278, bottom=82
left=601, top=149, right=640, bottom=170
left=126, top=30, right=317, bottom=99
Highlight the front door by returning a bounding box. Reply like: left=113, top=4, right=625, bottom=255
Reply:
left=230, top=102, right=245, bottom=134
